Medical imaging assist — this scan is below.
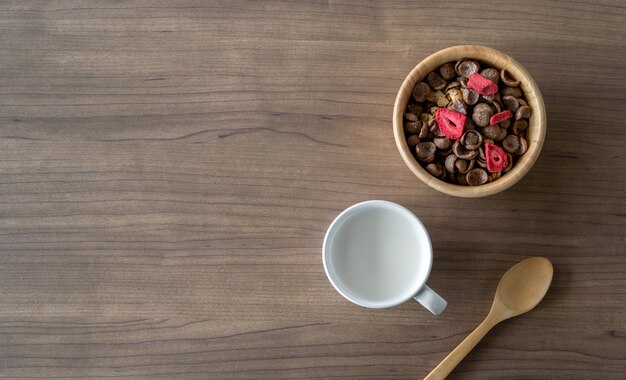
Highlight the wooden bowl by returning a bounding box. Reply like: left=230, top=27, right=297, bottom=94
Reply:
left=393, top=45, right=546, bottom=198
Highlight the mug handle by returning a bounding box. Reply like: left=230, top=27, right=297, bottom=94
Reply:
left=414, top=285, right=447, bottom=315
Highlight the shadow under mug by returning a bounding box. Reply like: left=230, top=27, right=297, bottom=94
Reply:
left=323, top=200, right=447, bottom=315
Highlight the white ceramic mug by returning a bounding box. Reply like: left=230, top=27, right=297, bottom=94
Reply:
left=323, top=200, right=447, bottom=315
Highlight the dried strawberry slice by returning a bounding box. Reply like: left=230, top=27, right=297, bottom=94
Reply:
left=467, top=73, right=498, bottom=95
left=489, top=110, right=513, bottom=125
left=485, top=143, right=507, bottom=172
left=436, top=108, right=466, bottom=140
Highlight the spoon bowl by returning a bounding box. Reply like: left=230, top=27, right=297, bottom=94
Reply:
left=491, top=257, right=554, bottom=320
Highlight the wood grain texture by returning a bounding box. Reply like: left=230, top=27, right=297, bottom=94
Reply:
left=0, top=0, right=624, bottom=378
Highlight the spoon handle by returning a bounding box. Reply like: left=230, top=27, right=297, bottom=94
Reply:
left=424, top=314, right=499, bottom=380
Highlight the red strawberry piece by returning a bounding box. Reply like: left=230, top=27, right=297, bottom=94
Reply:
left=485, top=143, right=507, bottom=172
left=489, top=110, right=513, bottom=125
left=467, top=73, right=498, bottom=95
left=436, top=108, right=466, bottom=140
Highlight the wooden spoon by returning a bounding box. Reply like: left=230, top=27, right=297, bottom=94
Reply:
left=424, top=257, right=553, bottom=380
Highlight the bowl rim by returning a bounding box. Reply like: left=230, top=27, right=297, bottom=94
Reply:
left=392, top=45, right=546, bottom=198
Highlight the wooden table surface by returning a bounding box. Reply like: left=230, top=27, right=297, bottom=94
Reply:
left=1, top=1, right=625, bottom=379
